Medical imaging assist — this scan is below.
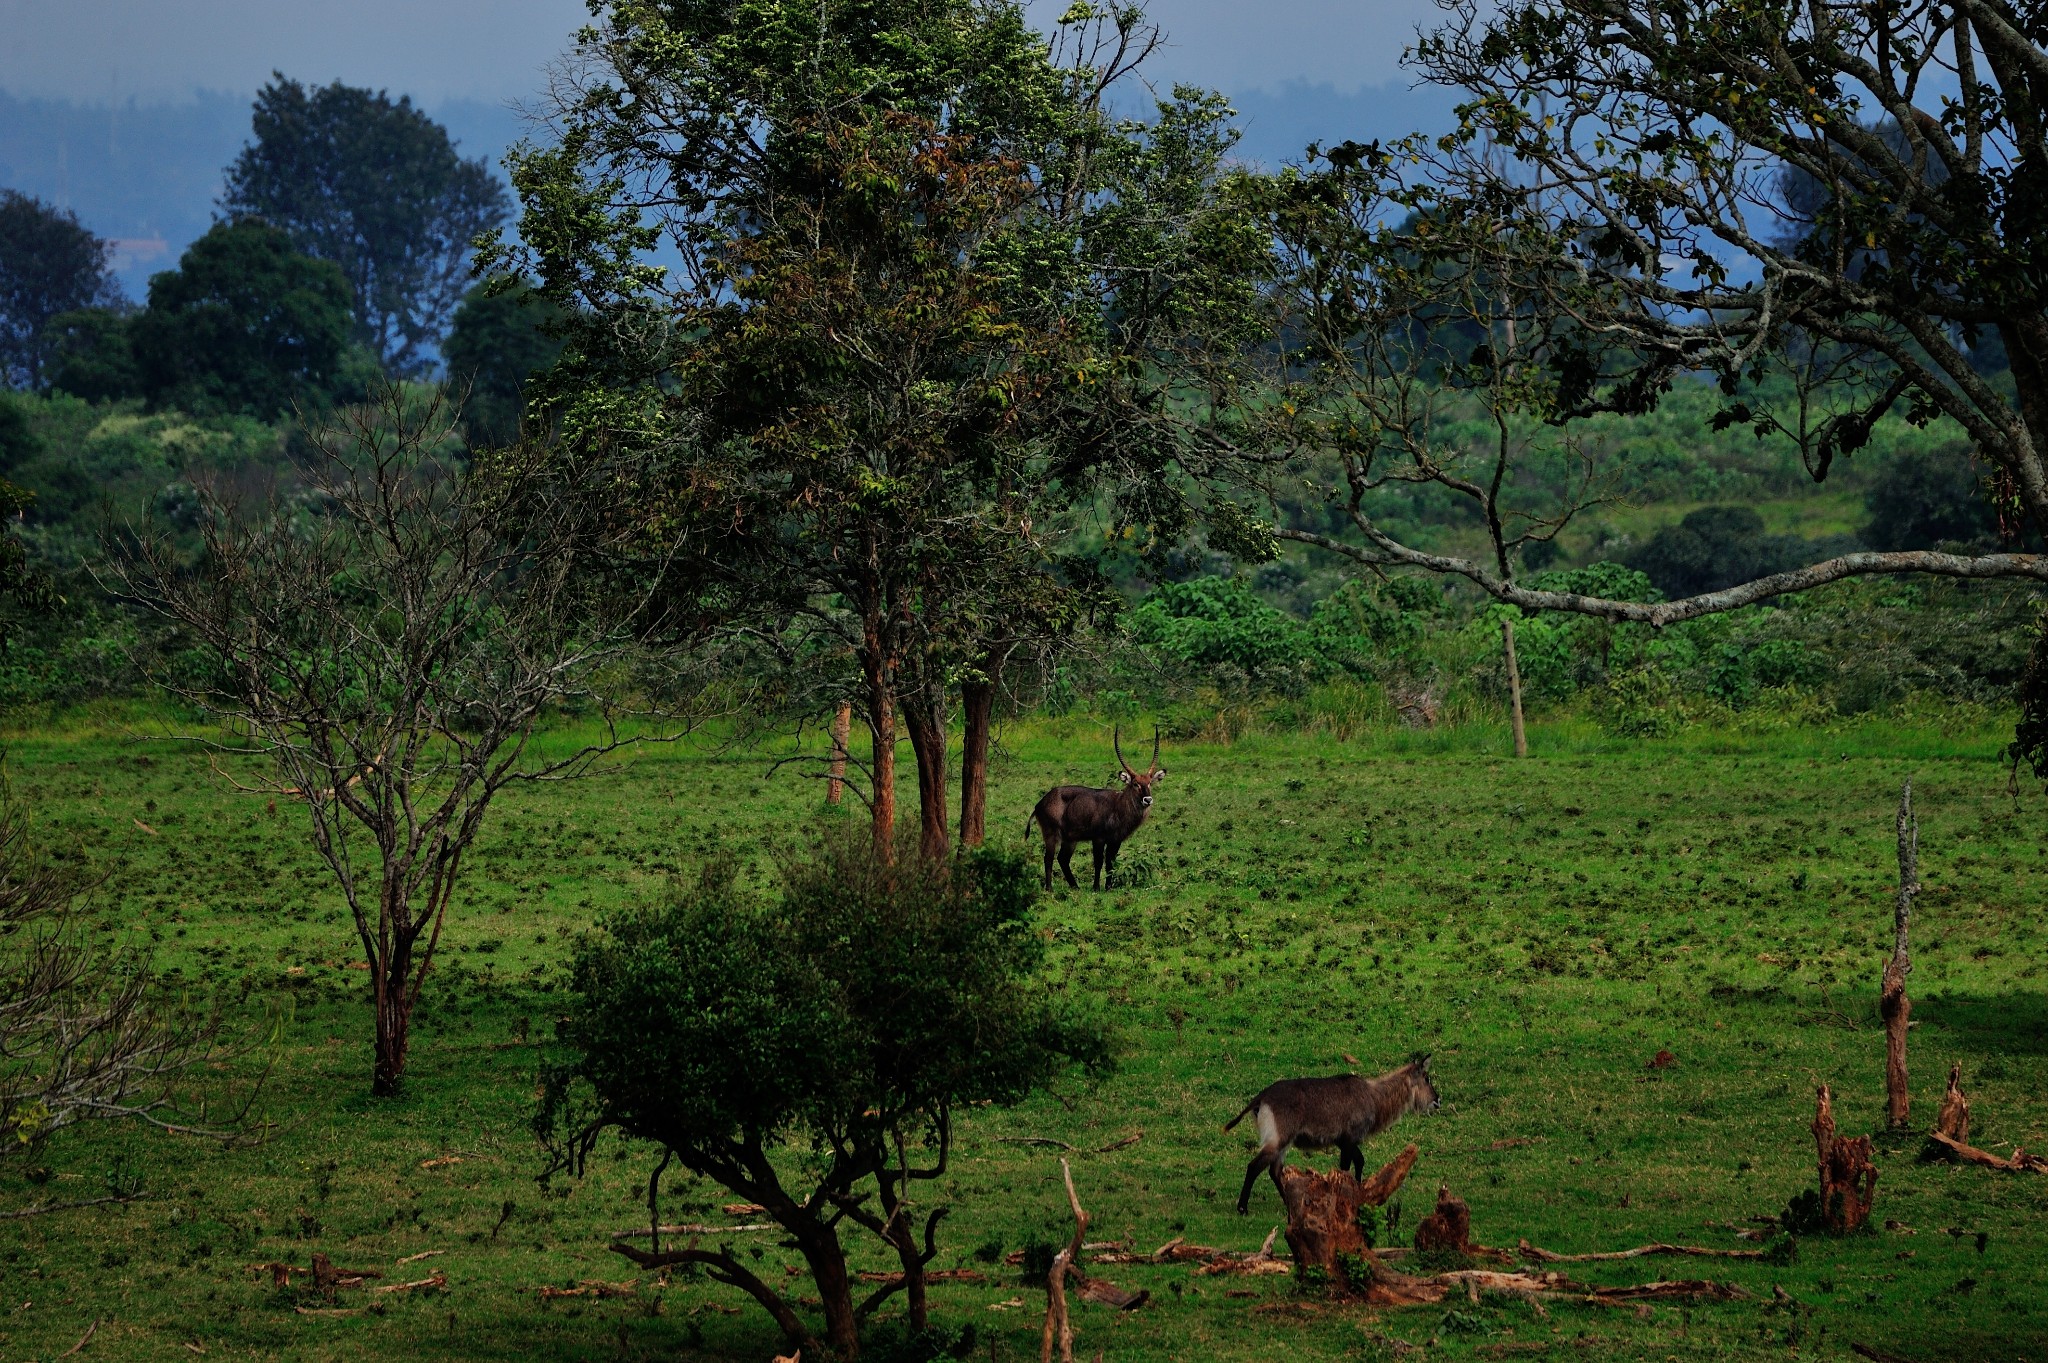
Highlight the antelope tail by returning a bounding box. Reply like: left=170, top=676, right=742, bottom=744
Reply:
left=1222, top=1099, right=1258, bottom=1133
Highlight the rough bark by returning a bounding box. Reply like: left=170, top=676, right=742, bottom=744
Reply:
left=1883, top=780, right=1918, bottom=1129
left=1935, top=1062, right=1970, bottom=1143
left=1041, top=1158, right=1086, bottom=1363
left=1413, top=1184, right=1474, bottom=1255
left=1812, top=1084, right=1879, bottom=1233
left=958, top=671, right=998, bottom=847
left=827, top=702, right=852, bottom=805
left=1501, top=616, right=1528, bottom=758
left=902, top=695, right=949, bottom=863
left=1273, top=1143, right=1417, bottom=1297
left=867, top=666, right=897, bottom=853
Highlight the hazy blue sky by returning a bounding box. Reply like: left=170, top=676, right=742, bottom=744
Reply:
left=0, top=0, right=1446, bottom=105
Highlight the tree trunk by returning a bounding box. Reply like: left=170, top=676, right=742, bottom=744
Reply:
left=867, top=668, right=897, bottom=854
left=801, top=1230, right=860, bottom=1360
left=1501, top=616, right=1528, bottom=758
left=958, top=676, right=996, bottom=847
left=902, top=694, right=949, bottom=863
left=1935, top=1063, right=1970, bottom=1143
left=1883, top=780, right=1918, bottom=1129
left=371, top=934, right=415, bottom=1097
left=827, top=702, right=852, bottom=805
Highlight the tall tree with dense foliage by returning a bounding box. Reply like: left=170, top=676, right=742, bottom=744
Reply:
left=0, top=190, right=121, bottom=390
left=441, top=282, right=564, bottom=449
left=1243, top=1, right=2048, bottom=638
left=488, top=1, right=1266, bottom=855
left=541, top=835, right=1108, bottom=1358
left=221, top=76, right=509, bottom=375
left=126, top=220, right=361, bottom=418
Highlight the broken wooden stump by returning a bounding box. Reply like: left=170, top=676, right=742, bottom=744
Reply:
left=1412, top=1184, right=1473, bottom=1257
left=1039, top=1159, right=1146, bottom=1363
left=1919, top=1066, right=2046, bottom=1172
left=1934, top=1063, right=1970, bottom=1144
left=1273, top=1143, right=1417, bottom=1298
left=1811, top=1084, right=1879, bottom=1232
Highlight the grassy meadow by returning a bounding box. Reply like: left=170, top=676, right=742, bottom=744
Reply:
left=1, top=708, right=2044, bottom=1362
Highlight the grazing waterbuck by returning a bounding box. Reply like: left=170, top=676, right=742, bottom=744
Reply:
left=1024, top=726, right=1165, bottom=890
left=1223, top=1056, right=1440, bottom=1213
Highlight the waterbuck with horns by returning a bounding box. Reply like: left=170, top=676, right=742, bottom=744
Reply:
left=1223, top=1056, right=1440, bottom=1214
left=1024, top=726, right=1165, bottom=890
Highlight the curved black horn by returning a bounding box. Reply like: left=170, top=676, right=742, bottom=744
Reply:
left=1151, top=725, right=1162, bottom=773
left=1113, top=724, right=1135, bottom=777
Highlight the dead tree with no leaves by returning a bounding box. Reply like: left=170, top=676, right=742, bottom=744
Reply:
left=111, top=383, right=675, bottom=1096
left=1882, top=781, right=1919, bottom=1129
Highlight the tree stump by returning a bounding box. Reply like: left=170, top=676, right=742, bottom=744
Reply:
left=1412, top=1184, right=1474, bottom=1255
left=1934, top=1063, right=1970, bottom=1143
left=1812, top=1084, right=1878, bottom=1233
left=1274, top=1144, right=1418, bottom=1298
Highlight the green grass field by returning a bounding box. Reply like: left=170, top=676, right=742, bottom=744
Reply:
left=1, top=709, right=2044, bottom=1362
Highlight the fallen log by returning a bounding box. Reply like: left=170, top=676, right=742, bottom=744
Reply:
left=854, top=1269, right=988, bottom=1285
left=372, top=1271, right=447, bottom=1295
left=1924, top=1130, right=2048, bottom=1174
left=1516, top=1239, right=1766, bottom=1263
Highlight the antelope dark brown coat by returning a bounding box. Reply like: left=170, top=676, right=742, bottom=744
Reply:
left=1024, top=725, right=1165, bottom=890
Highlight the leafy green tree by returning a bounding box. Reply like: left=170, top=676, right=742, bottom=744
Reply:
left=441, top=283, right=563, bottom=449
left=221, top=75, right=509, bottom=375
left=541, top=835, right=1108, bottom=1358
left=129, top=220, right=362, bottom=418
left=0, top=190, right=121, bottom=390
left=43, top=308, right=144, bottom=403
left=1273, top=0, right=2048, bottom=625
left=488, top=1, right=1265, bottom=855
left=1863, top=447, right=2005, bottom=553
left=1624, top=506, right=1824, bottom=599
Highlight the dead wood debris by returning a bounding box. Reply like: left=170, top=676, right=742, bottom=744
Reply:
left=1516, top=1239, right=1766, bottom=1263
left=537, top=1279, right=638, bottom=1300
left=372, top=1271, right=447, bottom=1295
left=993, top=1131, right=1143, bottom=1155
left=1812, top=1084, right=1879, bottom=1232
left=854, top=1269, right=987, bottom=1285
left=1040, top=1158, right=1147, bottom=1363
left=1922, top=1067, right=2046, bottom=1172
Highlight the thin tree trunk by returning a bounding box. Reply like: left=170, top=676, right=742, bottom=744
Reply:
left=903, top=695, right=949, bottom=863
left=958, top=641, right=1011, bottom=847
left=1883, top=779, right=1918, bottom=1129
left=371, top=934, right=415, bottom=1097
left=868, top=669, right=897, bottom=854
left=1502, top=616, right=1528, bottom=758
left=827, top=702, right=851, bottom=805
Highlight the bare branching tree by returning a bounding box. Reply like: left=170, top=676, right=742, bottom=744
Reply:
left=0, top=775, right=238, bottom=1163
left=110, top=381, right=677, bottom=1096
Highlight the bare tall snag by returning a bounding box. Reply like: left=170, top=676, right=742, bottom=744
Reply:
left=113, top=382, right=669, bottom=1096
left=1883, top=781, right=1919, bottom=1129
left=1025, top=727, right=1166, bottom=890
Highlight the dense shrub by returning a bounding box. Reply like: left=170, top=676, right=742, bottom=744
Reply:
left=1861, top=444, right=2002, bottom=552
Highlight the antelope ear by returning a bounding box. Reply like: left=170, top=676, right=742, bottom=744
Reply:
left=1152, top=768, right=1167, bottom=781
left=1419, top=1053, right=1432, bottom=1073
left=1116, top=770, right=1132, bottom=784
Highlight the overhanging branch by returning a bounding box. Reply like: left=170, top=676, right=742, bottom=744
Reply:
left=1278, top=526, right=2048, bottom=626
